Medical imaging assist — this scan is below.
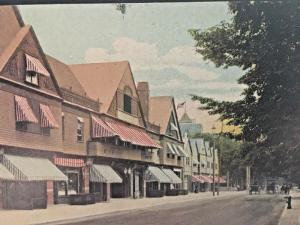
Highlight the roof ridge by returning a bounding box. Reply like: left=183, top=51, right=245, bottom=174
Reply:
left=0, top=25, right=31, bottom=72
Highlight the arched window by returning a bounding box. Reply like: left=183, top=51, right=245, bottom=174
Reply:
left=123, top=86, right=132, bottom=114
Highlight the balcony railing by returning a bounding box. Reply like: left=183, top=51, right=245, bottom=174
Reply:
left=61, top=88, right=100, bottom=112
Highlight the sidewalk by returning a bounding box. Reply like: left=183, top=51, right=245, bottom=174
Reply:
left=0, top=191, right=245, bottom=225
left=279, top=189, right=300, bottom=225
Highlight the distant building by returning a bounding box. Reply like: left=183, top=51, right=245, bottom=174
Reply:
left=179, top=112, right=203, bottom=137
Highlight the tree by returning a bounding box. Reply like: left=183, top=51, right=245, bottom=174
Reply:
left=194, top=132, right=244, bottom=183
left=189, top=1, right=300, bottom=181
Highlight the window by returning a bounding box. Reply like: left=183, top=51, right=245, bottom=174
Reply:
left=25, top=71, right=39, bottom=86
left=16, top=121, right=28, bottom=131
left=123, top=87, right=132, bottom=114
left=77, top=117, right=84, bottom=142
left=201, top=163, right=205, bottom=168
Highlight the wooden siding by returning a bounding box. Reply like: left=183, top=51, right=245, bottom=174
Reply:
left=0, top=83, right=63, bottom=152
left=61, top=104, right=90, bottom=156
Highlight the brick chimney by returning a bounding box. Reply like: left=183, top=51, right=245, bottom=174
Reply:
left=137, top=82, right=150, bottom=122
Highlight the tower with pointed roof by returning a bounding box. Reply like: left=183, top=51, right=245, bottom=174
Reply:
left=179, top=112, right=203, bottom=137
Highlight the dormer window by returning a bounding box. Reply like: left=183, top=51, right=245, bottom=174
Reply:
left=25, top=71, right=39, bottom=86
left=24, top=54, right=50, bottom=86
left=123, top=87, right=132, bottom=114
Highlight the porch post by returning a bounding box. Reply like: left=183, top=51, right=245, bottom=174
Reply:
left=130, top=171, right=134, bottom=198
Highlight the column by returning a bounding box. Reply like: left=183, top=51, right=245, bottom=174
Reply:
left=130, top=172, right=134, bottom=198
left=83, top=167, right=90, bottom=193
left=106, top=183, right=111, bottom=202
left=46, top=181, right=54, bottom=205
left=142, top=172, right=147, bottom=198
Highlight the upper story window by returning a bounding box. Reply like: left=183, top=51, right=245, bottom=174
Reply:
left=25, top=71, right=39, bottom=86
left=24, top=54, right=50, bottom=87
left=77, top=117, right=84, bottom=142
left=123, top=87, right=132, bottom=114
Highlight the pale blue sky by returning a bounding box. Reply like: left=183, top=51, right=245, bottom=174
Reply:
left=19, top=3, right=243, bottom=131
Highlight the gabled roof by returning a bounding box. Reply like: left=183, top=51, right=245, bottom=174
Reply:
left=149, top=96, right=173, bottom=134
left=0, top=25, right=31, bottom=73
left=179, top=112, right=193, bottom=123
left=46, top=55, right=86, bottom=96
left=149, top=96, right=182, bottom=141
left=0, top=6, right=24, bottom=54
left=69, top=61, right=129, bottom=113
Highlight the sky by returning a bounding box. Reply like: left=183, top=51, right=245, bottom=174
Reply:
left=19, top=3, right=244, bottom=132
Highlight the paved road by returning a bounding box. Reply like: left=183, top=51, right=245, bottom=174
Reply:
left=65, top=194, right=285, bottom=225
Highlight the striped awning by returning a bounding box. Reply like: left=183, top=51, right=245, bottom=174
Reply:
left=172, top=144, right=181, bottom=155
left=0, top=164, right=14, bottom=180
left=162, top=169, right=181, bottom=184
left=192, top=175, right=203, bottom=183
left=199, top=175, right=213, bottom=183
left=166, top=142, right=176, bottom=155
left=14, top=95, right=38, bottom=123
left=40, top=104, right=59, bottom=128
left=100, top=119, right=161, bottom=149
left=25, top=54, right=50, bottom=77
left=2, top=155, right=67, bottom=181
left=54, top=157, right=85, bottom=168
left=90, top=164, right=122, bottom=183
left=211, top=176, right=226, bottom=184
left=177, top=145, right=189, bottom=157
left=146, top=166, right=172, bottom=183
left=91, top=116, right=116, bottom=138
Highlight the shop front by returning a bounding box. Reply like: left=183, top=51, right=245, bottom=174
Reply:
left=53, top=156, right=88, bottom=204
left=0, top=154, right=67, bottom=209
left=145, top=166, right=172, bottom=197
left=89, top=164, right=123, bottom=202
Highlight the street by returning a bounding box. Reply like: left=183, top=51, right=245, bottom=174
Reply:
left=65, top=194, right=285, bottom=225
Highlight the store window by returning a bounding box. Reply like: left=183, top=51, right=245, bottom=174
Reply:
left=77, top=117, right=84, bottom=142
left=57, top=171, right=80, bottom=196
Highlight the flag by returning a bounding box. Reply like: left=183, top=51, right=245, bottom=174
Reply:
left=177, top=101, right=186, bottom=109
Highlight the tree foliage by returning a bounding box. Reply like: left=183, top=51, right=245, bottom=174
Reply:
left=189, top=1, right=300, bottom=181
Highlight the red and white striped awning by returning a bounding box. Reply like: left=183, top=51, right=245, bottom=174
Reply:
left=25, top=54, right=50, bottom=77
left=199, top=175, right=213, bottom=183
left=105, top=120, right=161, bottom=149
left=14, top=95, right=38, bottom=123
left=192, top=175, right=203, bottom=183
left=92, top=117, right=161, bottom=149
left=92, top=116, right=116, bottom=138
left=54, top=157, right=85, bottom=168
left=40, top=104, right=59, bottom=128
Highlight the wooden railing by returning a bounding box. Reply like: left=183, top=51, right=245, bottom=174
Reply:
left=61, top=88, right=100, bottom=111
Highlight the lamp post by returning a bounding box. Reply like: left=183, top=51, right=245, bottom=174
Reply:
left=212, top=125, right=216, bottom=197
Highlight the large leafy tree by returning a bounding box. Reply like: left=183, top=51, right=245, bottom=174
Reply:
left=189, top=1, right=300, bottom=180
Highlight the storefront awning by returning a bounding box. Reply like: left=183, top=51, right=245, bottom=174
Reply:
left=15, top=95, right=38, bottom=123
left=54, top=157, right=85, bottom=168
left=105, top=120, right=161, bottom=149
left=192, top=175, right=203, bottom=183
left=3, top=155, right=67, bottom=181
left=40, top=104, right=59, bottom=128
left=0, top=164, right=14, bottom=180
left=146, top=166, right=172, bottom=183
left=199, top=175, right=213, bottom=183
left=90, top=164, right=122, bottom=183
left=25, top=54, right=50, bottom=77
left=91, top=116, right=117, bottom=138
left=162, top=169, right=182, bottom=184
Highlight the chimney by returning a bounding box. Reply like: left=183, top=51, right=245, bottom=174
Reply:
left=137, top=82, right=150, bottom=122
